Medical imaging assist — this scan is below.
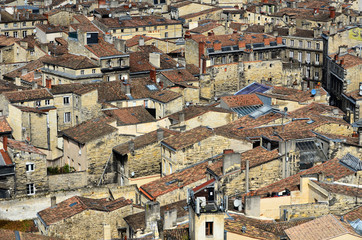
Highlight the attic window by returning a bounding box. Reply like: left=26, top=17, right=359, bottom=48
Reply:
left=166, top=179, right=178, bottom=186
left=146, top=84, right=158, bottom=91
left=69, top=202, right=78, bottom=207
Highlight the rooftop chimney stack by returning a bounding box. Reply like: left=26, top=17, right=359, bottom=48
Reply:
left=149, top=52, right=161, bottom=69
left=51, top=196, right=56, bottom=207
left=139, top=36, right=145, bottom=46
left=3, top=136, right=8, bottom=152
left=329, top=7, right=336, bottom=19
left=157, top=128, right=164, bottom=141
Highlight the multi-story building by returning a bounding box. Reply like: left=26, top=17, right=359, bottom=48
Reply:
left=93, top=15, right=183, bottom=40
left=0, top=10, right=48, bottom=38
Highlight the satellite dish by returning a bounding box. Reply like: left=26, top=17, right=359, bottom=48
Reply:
left=311, top=89, right=316, bottom=95
left=233, top=199, right=242, bottom=208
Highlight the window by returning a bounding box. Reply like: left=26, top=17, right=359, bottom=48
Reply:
left=64, top=112, right=71, bottom=123
left=13, top=32, right=18, bottom=38
left=143, top=27, right=146, bottom=31
left=63, top=96, right=70, bottom=105
left=298, top=52, right=302, bottom=62
left=306, top=52, right=311, bottom=63
left=169, top=163, right=172, bottom=174
left=315, top=53, right=320, bottom=64
left=92, top=69, right=96, bottom=74
left=80, top=70, right=84, bottom=75
left=290, top=40, right=294, bottom=46
left=282, top=39, right=286, bottom=44
left=316, top=42, right=320, bottom=49
left=4, top=32, right=9, bottom=37
left=154, top=26, right=157, bottom=30
left=23, top=22, right=26, bottom=26
left=307, top=41, right=311, bottom=48
left=45, top=99, right=50, bottom=105
left=30, top=50, right=34, bottom=55
left=13, top=23, right=17, bottom=27
left=26, top=183, right=35, bottom=195
left=26, top=163, right=34, bottom=172
left=121, top=29, right=124, bottom=33
left=205, top=222, right=213, bottom=236
left=315, top=71, right=319, bottom=77
left=36, top=101, right=41, bottom=107
left=289, top=50, right=294, bottom=58
left=135, top=28, right=138, bottom=32
left=4, top=23, right=8, bottom=28
left=165, top=25, right=168, bottom=29
left=165, top=32, right=168, bottom=38
left=299, top=41, right=303, bottom=47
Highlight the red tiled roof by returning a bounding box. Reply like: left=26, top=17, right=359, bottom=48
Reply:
left=343, top=205, right=362, bottom=222
left=0, top=149, right=12, bottom=165
left=61, top=117, right=117, bottom=144
left=285, top=214, right=360, bottom=240
left=42, top=54, right=98, bottom=69
left=246, top=157, right=355, bottom=197
left=103, top=106, right=155, bottom=125
left=329, top=53, right=362, bottom=69
left=38, top=196, right=132, bottom=226
left=7, top=138, right=45, bottom=155
left=192, top=178, right=215, bottom=193
left=126, top=35, right=153, bottom=47
left=0, top=117, right=12, bottom=134
left=167, top=105, right=232, bottom=122
left=312, top=181, right=362, bottom=198
left=0, top=229, right=60, bottom=240
left=221, top=94, right=263, bottom=108
left=3, top=89, right=53, bottom=103
left=160, top=69, right=198, bottom=83
left=97, top=16, right=181, bottom=29
left=85, top=37, right=125, bottom=57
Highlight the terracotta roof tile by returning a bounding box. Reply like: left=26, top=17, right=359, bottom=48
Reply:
left=329, top=53, right=362, bottom=69
left=160, top=69, right=198, bottom=83
left=126, top=35, right=154, bottom=48
left=42, top=54, right=98, bottom=70
left=167, top=105, right=232, bottom=122
left=113, top=128, right=179, bottom=155
left=7, top=138, right=46, bottom=155
left=0, top=117, right=12, bottom=134
left=312, top=181, right=362, bottom=198
left=285, top=214, right=360, bottom=240
left=190, top=22, right=222, bottom=34
left=97, top=16, right=181, bottom=29
left=240, top=146, right=279, bottom=168
left=103, top=106, right=155, bottom=125
left=162, top=126, right=214, bottom=150
left=85, top=37, right=125, bottom=57
left=0, top=149, right=12, bottom=165
left=38, top=196, right=132, bottom=226
left=61, top=117, right=117, bottom=144
left=3, top=89, right=53, bottom=103
left=246, top=157, right=355, bottom=197
left=221, top=94, right=263, bottom=108
left=343, top=206, right=362, bottom=222
left=0, top=229, right=60, bottom=240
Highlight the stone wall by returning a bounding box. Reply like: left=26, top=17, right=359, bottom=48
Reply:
left=0, top=184, right=139, bottom=220
left=223, top=158, right=283, bottom=195
left=279, top=202, right=329, bottom=221
left=207, top=62, right=241, bottom=96
left=329, top=193, right=362, bottom=215
left=48, top=171, right=88, bottom=191
left=43, top=205, right=143, bottom=240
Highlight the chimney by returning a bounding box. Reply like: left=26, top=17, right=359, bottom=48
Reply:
left=3, top=136, right=8, bottom=152
left=51, top=196, right=56, bottom=207
left=359, top=128, right=362, bottom=146
left=288, top=25, right=296, bottom=36
left=128, top=140, right=135, bottom=153
left=222, top=150, right=241, bottom=175
left=149, top=52, right=161, bottom=69
left=213, top=40, right=222, bottom=51
left=32, top=82, right=38, bottom=90
left=103, top=224, right=111, bottom=240
left=184, top=30, right=191, bottom=39
left=145, top=201, right=161, bottom=231
left=245, top=160, right=249, bottom=193
left=139, top=36, right=145, bottom=46
left=114, top=39, right=126, bottom=53
left=178, top=111, right=185, bottom=123
left=150, top=68, right=157, bottom=83
left=15, top=77, right=21, bottom=86
left=329, top=7, right=336, bottom=19
left=198, top=41, right=205, bottom=68
left=264, top=38, right=270, bottom=46
left=313, top=8, right=319, bottom=15
left=313, top=27, right=322, bottom=38
left=276, top=36, right=283, bottom=45
left=157, top=128, right=164, bottom=141
left=46, top=78, right=52, bottom=89
left=125, top=83, right=130, bottom=95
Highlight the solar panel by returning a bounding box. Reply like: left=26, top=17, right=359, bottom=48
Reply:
left=146, top=84, right=158, bottom=91
left=234, top=82, right=271, bottom=95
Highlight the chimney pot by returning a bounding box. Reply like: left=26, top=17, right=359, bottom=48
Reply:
left=223, top=149, right=234, bottom=155
left=329, top=7, right=336, bottom=18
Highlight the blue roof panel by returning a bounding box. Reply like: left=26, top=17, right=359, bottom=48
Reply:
left=234, top=82, right=271, bottom=95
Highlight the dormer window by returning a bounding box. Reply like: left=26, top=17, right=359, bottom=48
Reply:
left=36, top=101, right=41, bottom=107
left=80, top=70, right=84, bottom=75
left=45, top=99, right=50, bottom=105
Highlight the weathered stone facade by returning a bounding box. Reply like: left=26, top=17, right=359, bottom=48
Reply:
left=48, top=171, right=88, bottom=191
left=280, top=202, right=329, bottom=221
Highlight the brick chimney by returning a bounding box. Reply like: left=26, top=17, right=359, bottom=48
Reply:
left=150, top=68, right=156, bottom=83
left=184, top=30, right=191, bottom=39
left=276, top=37, right=283, bottom=45
left=46, top=78, right=52, bottom=89
left=329, top=7, right=336, bottom=19
left=198, top=41, right=205, bottom=68
left=213, top=40, right=222, bottom=51
left=238, top=40, right=246, bottom=48
left=264, top=38, right=270, bottom=46
left=3, top=136, right=7, bottom=151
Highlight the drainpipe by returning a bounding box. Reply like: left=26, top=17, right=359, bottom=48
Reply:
left=245, top=160, right=249, bottom=193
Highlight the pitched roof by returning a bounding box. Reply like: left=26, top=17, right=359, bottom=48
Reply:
left=140, top=156, right=222, bottom=200
left=85, top=37, right=126, bottom=57
left=189, top=22, right=222, bottom=34
left=343, top=206, right=362, bottom=222
left=167, top=105, right=232, bottom=122
left=160, top=69, right=198, bottom=83
left=97, top=16, right=181, bottom=29
left=161, top=126, right=214, bottom=151
left=246, top=156, right=355, bottom=197
left=258, top=86, right=327, bottom=103
left=285, top=214, right=360, bottom=240
left=0, top=117, right=12, bottom=134
left=50, top=83, right=96, bottom=95
left=7, top=138, right=46, bottom=155
left=103, top=106, right=155, bottom=125
left=113, top=128, right=179, bottom=155
left=312, top=181, right=362, bottom=198
left=221, top=94, right=263, bottom=108
left=38, top=196, right=132, bottom=226
left=42, top=54, right=98, bottom=69
left=240, top=146, right=279, bottom=168
left=0, top=229, right=60, bottom=240
left=3, top=89, right=53, bottom=103
left=61, top=117, right=117, bottom=144
left=126, top=35, right=153, bottom=48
